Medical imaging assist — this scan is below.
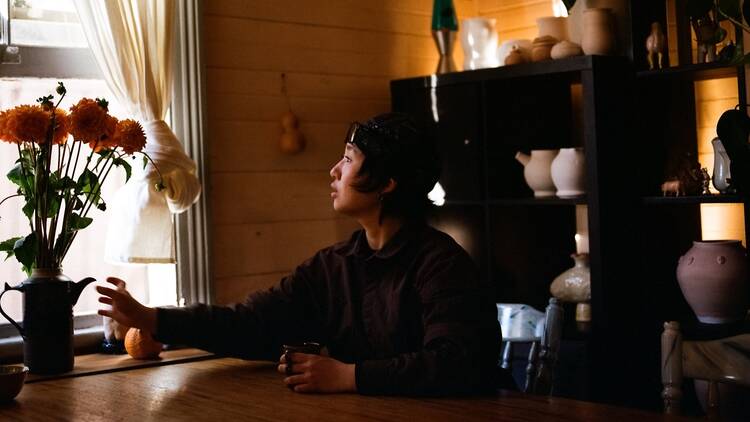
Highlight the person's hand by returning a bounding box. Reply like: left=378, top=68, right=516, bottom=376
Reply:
left=277, top=353, right=356, bottom=393
left=97, top=277, right=157, bottom=333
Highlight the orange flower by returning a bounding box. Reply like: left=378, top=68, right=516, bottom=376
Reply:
left=90, top=115, right=119, bottom=151
left=69, top=98, right=111, bottom=142
left=0, top=110, right=19, bottom=144
left=51, top=108, right=70, bottom=145
left=113, top=119, right=147, bottom=154
left=5, top=105, right=49, bottom=143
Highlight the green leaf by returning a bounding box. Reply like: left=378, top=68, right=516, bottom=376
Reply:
left=45, top=196, right=61, bottom=217
left=22, top=201, right=35, bottom=219
left=13, top=234, right=37, bottom=271
left=687, top=0, right=714, bottom=17
left=6, top=163, right=33, bottom=193
left=77, top=169, right=102, bottom=204
left=76, top=169, right=98, bottom=190
left=59, top=176, right=76, bottom=190
left=113, top=157, right=132, bottom=182
left=71, top=197, right=84, bottom=211
left=0, top=237, right=21, bottom=261
left=143, top=155, right=149, bottom=169
left=68, top=213, right=93, bottom=230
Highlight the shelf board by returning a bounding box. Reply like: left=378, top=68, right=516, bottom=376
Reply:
left=488, top=197, right=586, bottom=206
left=637, top=61, right=740, bottom=81
left=441, top=197, right=586, bottom=206
left=642, top=194, right=746, bottom=205
left=392, top=55, right=628, bottom=87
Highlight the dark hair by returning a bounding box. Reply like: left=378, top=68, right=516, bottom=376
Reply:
left=346, top=112, right=441, bottom=223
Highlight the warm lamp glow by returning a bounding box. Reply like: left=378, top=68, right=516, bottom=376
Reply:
left=700, top=203, right=746, bottom=246
left=429, top=182, right=446, bottom=206
left=575, top=205, right=589, bottom=253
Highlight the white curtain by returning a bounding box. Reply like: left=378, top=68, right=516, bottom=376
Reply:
left=74, top=0, right=201, bottom=263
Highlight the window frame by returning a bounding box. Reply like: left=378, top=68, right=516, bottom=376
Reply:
left=0, top=0, right=211, bottom=355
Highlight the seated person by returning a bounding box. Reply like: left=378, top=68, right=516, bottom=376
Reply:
left=98, top=113, right=502, bottom=395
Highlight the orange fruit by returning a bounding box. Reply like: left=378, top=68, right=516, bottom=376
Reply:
left=124, top=328, right=162, bottom=359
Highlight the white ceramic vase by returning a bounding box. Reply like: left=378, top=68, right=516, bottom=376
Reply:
left=515, top=149, right=559, bottom=197
left=581, top=8, right=616, bottom=55
left=569, top=0, right=630, bottom=55
left=537, top=16, right=569, bottom=42
left=551, top=147, right=586, bottom=197
left=711, top=137, right=732, bottom=193
left=461, top=17, right=499, bottom=70
left=550, top=253, right=591, bottom=321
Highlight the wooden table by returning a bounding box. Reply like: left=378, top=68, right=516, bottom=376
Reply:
left=0, top=357, right=689, bottom=421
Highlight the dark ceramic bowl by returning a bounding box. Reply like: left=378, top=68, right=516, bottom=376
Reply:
left=0, top=365, right=28, bottom=402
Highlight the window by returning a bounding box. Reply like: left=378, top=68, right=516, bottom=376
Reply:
left=0, top=0, right=178, bottom=332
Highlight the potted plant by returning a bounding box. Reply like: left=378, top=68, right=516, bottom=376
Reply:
left=0, top=82, right=162, bottom=374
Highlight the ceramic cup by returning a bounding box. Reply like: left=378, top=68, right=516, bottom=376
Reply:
left=0, top=365, right=28, bottom=402
left=282, top=342, right=321, bottom=374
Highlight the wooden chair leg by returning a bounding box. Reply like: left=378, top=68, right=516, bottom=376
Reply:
left=706, top=381, right=720, bottom=420
left=661, top=321, right=683, bottom=415
left=524, top=341, right=539, bottom=394
left=501, top=342, right=512, bottom=370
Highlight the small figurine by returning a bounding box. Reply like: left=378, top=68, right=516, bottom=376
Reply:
left=699, top=167, right=711, bottom=195
left=693, top=17, right=723, bottom=63
left=661, top=179, right=683, bottom=196
left=646, top=22, right=666, bottom=70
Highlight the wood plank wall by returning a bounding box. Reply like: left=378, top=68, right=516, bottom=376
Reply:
left=204, top=0, right=480, bottom=304
left=477, top=0, right=552, bottom=41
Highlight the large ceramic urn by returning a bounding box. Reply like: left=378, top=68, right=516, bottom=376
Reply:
left=676, top=240, right=749, bottom=324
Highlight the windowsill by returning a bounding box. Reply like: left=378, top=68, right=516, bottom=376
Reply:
left=25, top=347, right=214, bottom=383
left=0, top=325, right=105, bottom=364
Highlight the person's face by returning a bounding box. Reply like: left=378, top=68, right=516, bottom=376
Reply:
left=329, top=143, right=379, bottom=217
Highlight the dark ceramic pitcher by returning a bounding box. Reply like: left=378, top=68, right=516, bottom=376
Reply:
left=0, top=269, right=95, bottom=374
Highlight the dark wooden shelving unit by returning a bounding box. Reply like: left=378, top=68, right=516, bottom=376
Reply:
left=487, top=197, right=586, bottom=206
left=636, top=61, right=742, bottom=81
left=642, top=195, right=746, bottom=205
left=391, top=1, right=750, bottom=412
left=392, top=54, right=636, bottom=407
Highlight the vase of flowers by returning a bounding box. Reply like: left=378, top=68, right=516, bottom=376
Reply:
left=0, top=82, right=160, bottom=374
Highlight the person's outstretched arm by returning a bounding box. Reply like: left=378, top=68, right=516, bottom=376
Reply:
left=97, top=254, right=327, bottom=361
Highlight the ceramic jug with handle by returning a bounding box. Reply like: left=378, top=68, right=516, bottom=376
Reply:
left=0, top=269, right=96, bottom=374
left=515, top=149, right=558, bottom=197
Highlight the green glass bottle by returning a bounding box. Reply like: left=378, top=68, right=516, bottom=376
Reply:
left=431, top=0, right=458, bottom=31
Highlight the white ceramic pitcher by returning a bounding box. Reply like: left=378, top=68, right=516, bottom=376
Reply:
left=515, top=149, right=558, bottom=197
left=711, top=137, right=731, bottom=193
left=551, top=147, right=586, bottom=197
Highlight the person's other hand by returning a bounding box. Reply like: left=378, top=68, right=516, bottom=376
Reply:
left=97, top=277, right=157, bottom=333
left=277, top=353, right=356, bottom=393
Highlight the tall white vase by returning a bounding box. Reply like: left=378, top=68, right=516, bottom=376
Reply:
left=711, top=137, right=732, bottom=193
left=568, top=0, right=630, bottom=55
left=461, top=18, right=499, bottom=70
left=551, top=147, right=586, bottom=197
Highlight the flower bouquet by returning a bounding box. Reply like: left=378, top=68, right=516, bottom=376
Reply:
left=0, top=82, right=162, bottom=374
left=0, top=82, right=162, bottom=273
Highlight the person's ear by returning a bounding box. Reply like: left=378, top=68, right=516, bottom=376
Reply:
left=382, top=178, right=397, bottom=194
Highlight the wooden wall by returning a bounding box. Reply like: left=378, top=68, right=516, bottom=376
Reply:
left=204, top=0, right=480, bottom=304
left=477, top=0, right=552, bottom=41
